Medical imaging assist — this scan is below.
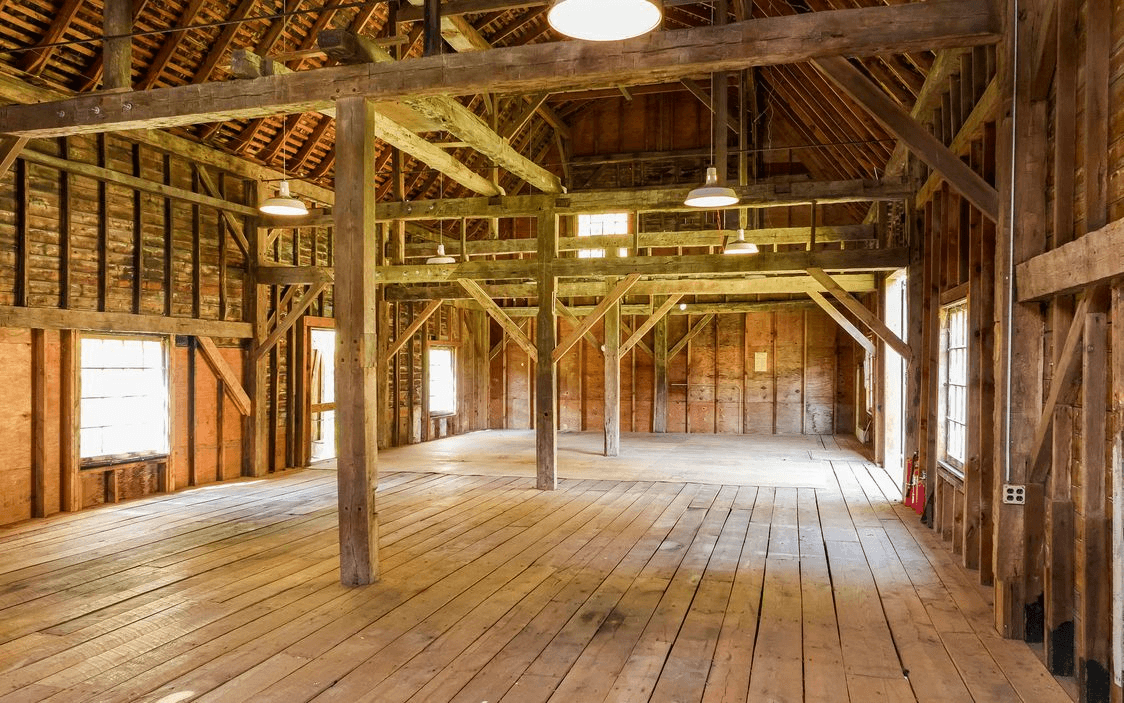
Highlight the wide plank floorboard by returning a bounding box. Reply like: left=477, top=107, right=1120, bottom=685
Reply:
left=0, top=433, right=1072, bottom=702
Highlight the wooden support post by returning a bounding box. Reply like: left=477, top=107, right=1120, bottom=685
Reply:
left=536, top=211, right=558, bottom=490
left=604, top=293, right=621, bottom=457
left=653, top=300, right=669, bottom=433
left=31, top=329, right=47, bottom=518
left=164, top=334, right=177, bottom=493
left=60, top=329, right=80, bottom=511
left=1079, top=305, right=1111, bottom=699
left=1112, top=283, right=1124, bottom=695
left=992, top=0, right=1049, bottom=640
left=187, top=337, right=197, bottom=486
left=102, top=0, right=132, bottom=91
left=246, top=180, right=270, bottom=478
left=334, top=95, right=380, bottom=586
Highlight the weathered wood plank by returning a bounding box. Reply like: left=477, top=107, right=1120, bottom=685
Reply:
left=0, top=3, right=998, bottom=137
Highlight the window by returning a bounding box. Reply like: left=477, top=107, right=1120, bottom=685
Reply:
left=80, top=336, right=169, bottom=460
left=428, top=347, right=456, bottom=416
left=939, top=300, right=968, bottom=469
left=577, top=212, right=629, bottom=258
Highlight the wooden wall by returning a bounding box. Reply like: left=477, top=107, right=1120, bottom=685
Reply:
left=490, top=307, right=860, bottom=437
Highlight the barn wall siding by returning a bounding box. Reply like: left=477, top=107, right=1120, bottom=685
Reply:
left=491, top=307, right=859, bottom=437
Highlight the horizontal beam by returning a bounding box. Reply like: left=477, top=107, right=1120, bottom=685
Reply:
left=386, top=273, right=879, bottom=300
left=377, top=179, right=913, bottom=220
left=256, top=265, right=335, bottom=286
left=1017, top=217, right=1124, bottom=301
left=402, top=225, right=877, bottom=258
left=21, top=147, right=257, bottom=216
left=0, top=2, right=999, bottom=137
left=0, top=306, right=252, bottom=338
left=374, top=247, right=908, bottom=284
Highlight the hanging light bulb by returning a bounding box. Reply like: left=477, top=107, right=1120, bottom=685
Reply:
left=724, top=228, right=759, bottom=255
left=548, top=0, right=662, bottom=41
left=259, top=179, right=309, bottom=216
left=685, top=167, right=739, bottom=208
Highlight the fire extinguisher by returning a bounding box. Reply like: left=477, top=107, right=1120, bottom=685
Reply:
left=905, top=451, right=925, bottom=514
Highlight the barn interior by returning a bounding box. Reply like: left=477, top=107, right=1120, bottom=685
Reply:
left=0, top=0, right=1117, bottom=701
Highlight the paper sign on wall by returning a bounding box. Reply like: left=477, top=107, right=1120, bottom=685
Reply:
left=754, top=352, right=768, bottom=373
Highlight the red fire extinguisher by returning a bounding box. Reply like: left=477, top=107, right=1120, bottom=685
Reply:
left=905, top=451, right=925, bottom=514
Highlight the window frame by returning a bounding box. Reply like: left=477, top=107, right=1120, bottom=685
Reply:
left=576, top=212, right=630, bottom=259
left=79, top=333, right=171, bottom=466
left=938, top=299, right=969, bottom=472
left=427, top=345, right=457, bottom=418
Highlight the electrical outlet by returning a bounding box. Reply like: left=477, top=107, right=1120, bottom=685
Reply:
left=1003, top=484, right=1026, bottom=505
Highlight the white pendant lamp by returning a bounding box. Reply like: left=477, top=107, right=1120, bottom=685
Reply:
left=685, top=167, right=739, bottom=208
left=548, top=0, right=663, bottom=41
left=259, top=179, right=309, bottom=217
left=426, top=243, right=456, bottom=265
left=724, top=228, right=759, bottom=255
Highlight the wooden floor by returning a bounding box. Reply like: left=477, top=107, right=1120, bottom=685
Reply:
left=0, top=435, right=1071, bottom=703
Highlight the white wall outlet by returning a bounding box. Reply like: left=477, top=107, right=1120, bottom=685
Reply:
left=1003, top=484, right=1026, bottom=505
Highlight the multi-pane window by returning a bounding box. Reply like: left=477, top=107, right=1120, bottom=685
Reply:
left=939, top=301, right=968, bottom=468
left=80, top=336, right=169, bottom=460
left=577, top=212, right=629, bottom=258
left=429, top=347, right=456, bottom=416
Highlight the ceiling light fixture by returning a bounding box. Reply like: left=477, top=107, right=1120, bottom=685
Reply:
left=685, top=167, right=739, bottom=208
left=724, top=228, right=759, bottom=255
left=258, top=1, right=307, bottom=218
left=548, top=0, right=663, bottom=41
left=427, top=243, right=456, bottom=265
left=259, top=179, right=308, bottom=216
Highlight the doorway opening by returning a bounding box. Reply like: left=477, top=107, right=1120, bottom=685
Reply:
left=309, top=327, right=336, bottom=463
left=884, top=270, right=908, bottom=489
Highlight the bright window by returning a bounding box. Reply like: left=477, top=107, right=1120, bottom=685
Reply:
left=429, top=347, right=456, bottom=416
left=577, top=212, right=629, bottom=258
left=939, top=300, right=968, bottom=468
left=80, top=336, right=169, bottom=460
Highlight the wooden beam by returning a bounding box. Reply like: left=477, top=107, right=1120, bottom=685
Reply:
left=405, top=98, right=563, bottom=194
left=230, top=50, right=502, bottom=198
left=0, top=136, right=27, bottom=176
left=914, top=78, right=1000, bottom=208
left=194, top=166, right=250, bottom=256
left=388, top=273, right=878, bottom=301
left=552, top=274, right=640, bottom=363
left=806, top=267, right=911, bottom=360
left=402, top=225, right=878, bottom=258
left=1027, top=293, right=1090, bottom=484
left=458, top=278, right=537, bottom=359
left=377, top=179, right=913, bottom=220
left=653, top=303, right=669, bottom=433
left=555, top=300, right=602, bottom=352
left=60, top=329, right=80, bottom=512
left=536, top=213, right=559, bottom=490
left=256, top=282, right=329, bottom=359
left=196, top=337, right=253, bottom=417
left=807, top=290, right=876, bottom=355
left=387, top=299, right=445, bottom=358
left=31, top=329, right=48, bottom=518
left=0, top=305, right=252, bottom=338
left=19, top=147, right=257, bottom=216
left=103, top=0, right=133, bottom=91
left=257, top=265, right=336, bottom=286
left=1017, top=216, right=1124, bottom=302
left=334, top=96, right=381, bottom=586
left=604, top=292, right=621, bottom=457
left=680, top=78, right=740, bottom=134
left=668, top=314, right=716, bottom=360
left=620, top=294, right=683, bottom=355
left=0, top=3, right=999, bottom=137
left=812, top=56, right=999, bottom=222
left=377, top=247, right=907, bottom=285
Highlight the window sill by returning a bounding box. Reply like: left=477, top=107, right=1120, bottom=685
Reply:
left=81, top=453, right=169, bottom=470
left=936, top=459, right=965, bottom=483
